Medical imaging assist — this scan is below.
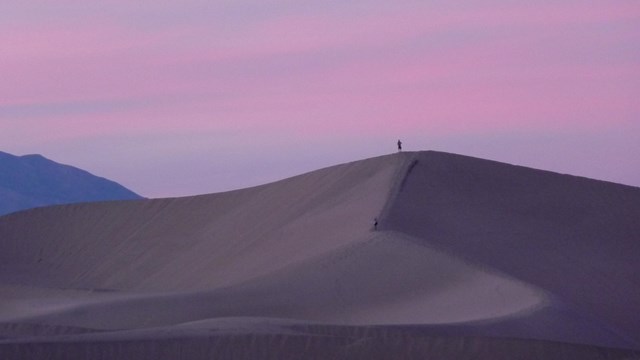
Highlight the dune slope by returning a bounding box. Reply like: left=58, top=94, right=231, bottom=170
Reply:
left=383, top=151, right=640, bottom=347
left=0, top=154, right=402, bottom=291
left=1, top=151, right=639, bottom=359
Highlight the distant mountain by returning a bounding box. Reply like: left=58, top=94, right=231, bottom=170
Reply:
left=0, top=151, right=143, bottom=216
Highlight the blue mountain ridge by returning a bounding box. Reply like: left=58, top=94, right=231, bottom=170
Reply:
left=0, top=151, right=143, bottom=216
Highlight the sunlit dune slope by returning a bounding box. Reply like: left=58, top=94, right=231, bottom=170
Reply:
left=0, top=154, right=401, bottom=291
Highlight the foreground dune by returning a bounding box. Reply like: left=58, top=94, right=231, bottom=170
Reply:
left=1, top=151, right=639, bottom=359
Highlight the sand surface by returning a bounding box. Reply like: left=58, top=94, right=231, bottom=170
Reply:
left=1, top=151, right=639, bottom=359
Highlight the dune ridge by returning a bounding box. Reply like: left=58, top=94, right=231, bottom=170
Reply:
left=1, top=151, right=639, bottom=359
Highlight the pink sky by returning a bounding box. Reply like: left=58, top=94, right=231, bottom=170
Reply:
left=1, top=1, right=639, bottom=197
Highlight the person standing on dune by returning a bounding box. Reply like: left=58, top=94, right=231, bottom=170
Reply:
left=397, top=140, right=402, bottom=152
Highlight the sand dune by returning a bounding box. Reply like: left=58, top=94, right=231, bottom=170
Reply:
left=384, top=152, right=640, bottom=347
left=1, top=151, right=639, bottom=359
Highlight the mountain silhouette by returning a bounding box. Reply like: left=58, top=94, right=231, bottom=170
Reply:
left=0, top=151, right=142, bottom=216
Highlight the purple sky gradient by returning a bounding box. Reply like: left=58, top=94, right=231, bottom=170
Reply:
left=1, top=1, right=639, bottom=197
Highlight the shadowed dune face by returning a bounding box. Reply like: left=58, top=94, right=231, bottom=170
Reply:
left=384, top=151, right=640, bottom=346
left=0, top=151, right=639, bottom=358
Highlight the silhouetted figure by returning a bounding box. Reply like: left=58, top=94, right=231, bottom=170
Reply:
left=397, top=140, right=402, bottom=152
left=374, top=218, right=379, bottom=231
